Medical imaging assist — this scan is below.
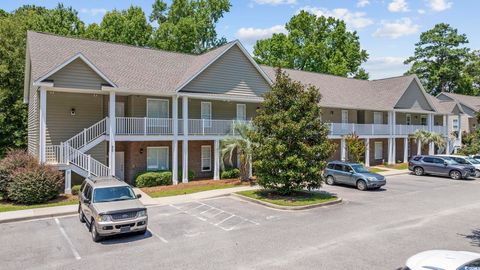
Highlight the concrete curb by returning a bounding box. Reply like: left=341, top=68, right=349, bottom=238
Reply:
left=0, top=206, right=78, bottom=224
left=231, top=193, right=343, bottom=211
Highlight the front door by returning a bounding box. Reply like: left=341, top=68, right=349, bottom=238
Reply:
left=115, top=151, right=125, bottom=180
left=116, top=102, right=125, bottom=117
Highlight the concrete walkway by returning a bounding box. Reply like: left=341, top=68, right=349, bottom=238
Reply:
left=0, top=185, right=259, bottom=224
left=374, top=168, right=410, bottom=176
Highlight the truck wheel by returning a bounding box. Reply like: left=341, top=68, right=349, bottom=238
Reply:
left=90, top=221, right=102, bottom=242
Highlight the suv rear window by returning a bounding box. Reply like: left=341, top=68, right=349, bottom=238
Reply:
left=413, top=156, right=422, bottom=161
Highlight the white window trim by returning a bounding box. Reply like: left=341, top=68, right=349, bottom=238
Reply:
left=406, top=114, right=412, bottom=125
left=236, top=104, right=247, bottom=121
left=201, top=145, right=212, bottom=172
left=201, top=101, right=212, bottom=128
left=146, top=98, right=170, bottom=118
left=374, top=142, right=383, bottom=160
left=146, top=146, right=169, bottom=171
left=341, top=110, right=349, bottom=124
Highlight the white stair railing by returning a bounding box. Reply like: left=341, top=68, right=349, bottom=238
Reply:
left=46, top=144, right=110, bottom=177
left=64, top=117, right=108, bottom=150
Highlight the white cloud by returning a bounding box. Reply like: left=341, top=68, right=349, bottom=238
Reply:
left=373, top=18, right=420, bottom=39
left=79, top=8, right=107, bottom=16
left=253, top=0, right=297, bottom=6
left=426, top=0, right=452, bottom=12
left=363, top=56, right=409, bottom=79
left=236, top=25, right=287, bottom=44
left=388, top=0, right=409, bottom=12
left=357, top=0, right=370, bottom=8
left=417, top=9, right=426, bottom=14
left=300, top=6, right=374, bottom=29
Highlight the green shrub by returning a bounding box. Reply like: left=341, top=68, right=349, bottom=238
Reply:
left=178, top=169, right=195, bottom=181
left=221, top=168, right=240, bottom=179
left=136, top=171, right=173, bottom=188
left=0, top=149, right=37, bottom=196
left=7, top=165, right=63, bottom=204
left=71, top=185, right=81, bottom=195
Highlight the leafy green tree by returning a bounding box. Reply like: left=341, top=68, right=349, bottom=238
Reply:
left=0, top=4, right=85, bottom=156
left=464, top=50, right=480, bottom=95
left=220, top=122, right=254, bottom=181
left=250, top=69, right=335, bottom=195
left=458, top=130, right=480, bottom=155
left=149, top=0, right=231, bottom=54
left=405, top=23, right=473, bottom=95
left=344, top=133, right=366, bottom=164
left=253, top=11, right=369, bottom=79
left=86, top=6, right=151, bottom=46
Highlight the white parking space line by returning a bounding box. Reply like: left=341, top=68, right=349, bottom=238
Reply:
left=215, top=215, right=235, bottom=226
left=54, top=218, right=81, bottom=260
left=148, top=228, right=169, bottom=244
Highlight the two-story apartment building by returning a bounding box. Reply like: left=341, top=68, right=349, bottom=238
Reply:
left=23, top=32, right=457, bottom=193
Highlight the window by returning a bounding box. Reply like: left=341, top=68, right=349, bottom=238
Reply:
left=201, top=102, right=212, bottom=128
left=341, top=110, right=349, bottom=124
left=333, top=164, right=343, bottom=171
left=432, top=158, right=444, bottom=164
left=420, top=115, right=427, bottom=126
left=459, top=259, right=480, bottom=270
left=374, top=142, right=383, bottom=159
left=236, top=104, right=246, bottom=121
left=423, top=157, right=434, bottom=163
left=147, top=147, right=169, bottom=171
left=406, top=114, right=412, bottom=125
left=201, top=145, right=211, bottom=171
left=453, top=118, right=459, bottom=131
left=373, top=112, right=383, bottom=124
left=147, top=99, right=169, bottom=128
left=83, top=184, right=92, bottom=201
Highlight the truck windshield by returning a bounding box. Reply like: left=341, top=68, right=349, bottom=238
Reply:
left=93, top=186, right=136, bottom=203
left=351, top=164, right=370, bottom=173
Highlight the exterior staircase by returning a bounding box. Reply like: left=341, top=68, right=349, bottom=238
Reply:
left=45, top=117, right=110, bottom=178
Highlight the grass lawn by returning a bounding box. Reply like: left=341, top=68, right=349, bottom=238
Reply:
left=368, top=167, right=388, bottom=173
left=379, top=163, right=409, bottom=170
left=236, top=190, right=337, bottom=207
left=143, top=179, right=250, bottom=198
left=0, top=195, right=78, bottom=213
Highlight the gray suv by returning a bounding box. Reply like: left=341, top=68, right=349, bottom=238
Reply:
left=408, top=155, right=476, bottom=180
left=78, top=177, right=148, bottom=242
left=324, top=161, right=386, bottom=191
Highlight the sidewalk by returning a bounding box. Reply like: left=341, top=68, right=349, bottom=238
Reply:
left=374, top=167, right=410, bottom=177
left=0, top=185, right=259, bottom=224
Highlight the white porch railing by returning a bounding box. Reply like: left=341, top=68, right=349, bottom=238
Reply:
left=45, top=144, right=110, bottom=177
left=188, top=119, right=251, bottom=136
left=432, top=125, right=447, bottom=135
left=395, top=125, right=428, bottom=136
left=329, top=123, right=447, bottom=136
left=116, top=117, right=173, bottom=135
left=65, top=117, right=108, bottom=149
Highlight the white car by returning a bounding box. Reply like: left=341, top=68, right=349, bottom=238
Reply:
left=438, top=155, right=480, bottom=177
left=404, top=250, right=480, bottom=270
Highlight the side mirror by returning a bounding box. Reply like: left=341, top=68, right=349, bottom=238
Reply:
left=349, top=170, right=355, bottom=174
left=136, top=194, right=142, bottom=199
left=444, top=162, right=448, bottom=166
left=84, top=198, right=91, bottom=204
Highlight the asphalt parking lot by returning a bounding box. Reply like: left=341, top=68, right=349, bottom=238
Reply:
left=1, top=173, right=480, bottom=270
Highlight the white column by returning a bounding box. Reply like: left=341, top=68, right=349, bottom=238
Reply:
left=403, top=137, right=409, bottom=163
left=182, top=96, right=189, bottom=183
left=457, top=113, right=462, bottom=147
left=108, top=91, right=116, bottom=176
left=392, top=111, right=396, bottom=164
left=340, top=138, right=346, bottom=161
left=214, top=139, right=220, bottom=180
left=417, top=139, right=422, bottom=155
left=428, top=114, right=434, bottom=155
left=39, top=87, right=47, bottom=163
left=172, top=96, right=178, bottom=185
left=364, top=138, right=370, bottom=167
left=64, top=169, right=72, bottom=194
left=388, top=111, right=394, bottom=165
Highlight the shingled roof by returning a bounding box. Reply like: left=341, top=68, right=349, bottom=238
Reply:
left=260, top=66, right=435, bottom=112
left=27, top=31, right=236, bottom=95
left=437, top=92, right=480, bottom=111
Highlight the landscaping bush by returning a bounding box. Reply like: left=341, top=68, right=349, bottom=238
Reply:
left=0, top=149, right=37, bottom=196
left=221, top=168, right=240, bottom=179
left=6, top=165, right=63, bottom=204
left=71, top=185, right=81, bottom=195
left=136, top=171, right=173, bottom=188
left=178, top=169, right=195, bottom=181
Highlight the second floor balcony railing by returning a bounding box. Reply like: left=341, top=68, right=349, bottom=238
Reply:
left=115, top=117, right=251, bottom=136
left=329, top=123, right=447, bottom=136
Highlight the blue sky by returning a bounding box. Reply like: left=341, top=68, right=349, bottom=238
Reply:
left=1, top=0, right=478, bottom=79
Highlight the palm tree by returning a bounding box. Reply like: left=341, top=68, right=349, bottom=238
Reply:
left=428, top=132, right=446, bottom=154
left=413, top=129, right=430, bottom=155
left=221, top=122, right=255, bottom=181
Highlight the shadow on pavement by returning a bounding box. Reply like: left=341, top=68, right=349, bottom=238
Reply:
left=100, top=230, right=152, bottom=245
left=459, top=229, right=480, bottom=247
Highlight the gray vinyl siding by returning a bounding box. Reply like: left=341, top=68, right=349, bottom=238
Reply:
left=395, top=81, right=433, bottom=111
left=181, top=45, right=271, bottom=97
left=321, top=108, right=359, bottom=124
left=46, top=58, right=108, bottom=90
left=127, top=96, right=173, bottom=118
left=27, top=85, right=39, bottom=157
left=45, top=92, right=105, bottom=162
left=460, top=104, right=476, bottom=117
left=436, top=93, right=454, bottom=101
left=188, top=99, right=258, bottom=120
left=396, top=112, right=429, bottom=125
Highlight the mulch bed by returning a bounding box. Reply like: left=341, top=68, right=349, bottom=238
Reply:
left=140, top=178, right=252, bottom=193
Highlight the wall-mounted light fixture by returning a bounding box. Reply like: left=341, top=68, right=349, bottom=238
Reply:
left=139, top=148, right=144, bottom=154
left=330, top=111, right=334, bottom=115
left=70, top=108, right=76, bottom=116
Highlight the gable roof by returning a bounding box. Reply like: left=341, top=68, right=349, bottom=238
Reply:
left=261, top=66, right=436, bottom=112
left=428, top=95, right=463, bottom=115
left=436, top=92, right=480, bottom=112
left=26, top=31, right=242, bottom=96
